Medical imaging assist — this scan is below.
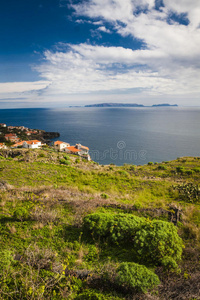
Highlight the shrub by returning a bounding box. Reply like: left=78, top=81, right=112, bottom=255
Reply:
left=116, top=262, right=160, bottom=292
left=101, top=193, right=109, bottom=199
left=173, top=183, right=200, bottom=203
left=75, top=290, right=106, bottom=300
left=13, top=207, right=29, bottom=221
left=185, top=170, right=194, bottom=175
left=148, top=162, right=154, bottom=165
left=129, top=165, right=135, bottom=171
left=83, top=213, right=184, bottom=269
left=0, top=250, right=14, bottom=271
left=176, top=166, right=185, bottom=174
left=133, top=220, right=184, bottom=269
left=83, top=213, right=144, bottom=244
left=38, top=153, right=46, bottom=158
left=63, top=155, right=70, bottom=160
left=60, top=158, right=70, bottom=165
left=157, top=165, right=167, bottom=170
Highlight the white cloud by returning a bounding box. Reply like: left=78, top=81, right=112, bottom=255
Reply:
left=59, top=0, right=200, bottom=104
left=0, top=81, right=50, bottom=94
left=34, top=43, right=200, bottom=100
left=164, top=0, right=200, bottom=28
left=97, top=26, right=111, bottom=33
left=2, top=0, right=200, bottom=106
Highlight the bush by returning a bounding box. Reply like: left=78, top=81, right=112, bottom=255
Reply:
left=13, top=207, right=29, bottom=221
left=83, top=213, right=144, bottom=244
left=133, top=220, right=184, bottom=268
left=0, top=250, right=14, bottom=271
left=63, top=155, right=70, bottom=160
left=116, top=262, right=160, bottom=292
left=75, top=290, right=106, bottom=300
left=173, top=183, right=200, bottom=203
left=38, top=153, right=46, bottom=158
left=101, top=193, right=109, bottom=199
left=148, top=162, right=154, bottom=165
left=157, top=165, right=167, bottom=170
left=83, top=213, right=184, bottom=269
left=60, top=158, right=70, bottom=165
left=176, top=166, right=185, bottom=174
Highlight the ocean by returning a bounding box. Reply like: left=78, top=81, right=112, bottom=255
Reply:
left=0, top=107, right=200, bottom=166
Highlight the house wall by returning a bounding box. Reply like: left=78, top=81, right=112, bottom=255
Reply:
left=55, top=143, right=70, bottom=151
left=23, top=142, right=41, bottom=149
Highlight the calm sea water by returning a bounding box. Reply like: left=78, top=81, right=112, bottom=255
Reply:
left=0, top=107, right=200, bottom=166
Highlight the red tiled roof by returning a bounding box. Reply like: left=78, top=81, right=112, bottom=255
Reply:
left=80, top=145, right=89, bottom=150
left=24, top=140, right=41, bottom=145
left=12, top=141, right=24, bottom=147
left=5, top=133, right=17, bottom=137
left=54, top=141, right=65, bottom=145
left=67, top=146, right=80, bottom=152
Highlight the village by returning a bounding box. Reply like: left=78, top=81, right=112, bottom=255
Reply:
left=0, top=123, right=91, bottom=161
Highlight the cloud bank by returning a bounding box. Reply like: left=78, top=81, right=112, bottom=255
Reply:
left=2, top=0, right=200, bottom=106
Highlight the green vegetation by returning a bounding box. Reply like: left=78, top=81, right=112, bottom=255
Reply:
left=116, top=262, right=160, bottom=292
left=0, top=149, right=200, bottom=299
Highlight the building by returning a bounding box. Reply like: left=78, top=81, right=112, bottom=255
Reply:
left=54, top=141, right=70, bottom=151
left=12, top=141, right=24, bottom=148
left=64, top=146, right=81, bottom=155
left=23, top=140, right=42, bottom=149
left=7, top=126, right=15, bottom=131
left=5, top=133, right=20, bottom=143
left=0, top=143, right=7, bottom=149
left=75, top=144, right=89, bottom=155
left=0, top=123, right=6, bottom=127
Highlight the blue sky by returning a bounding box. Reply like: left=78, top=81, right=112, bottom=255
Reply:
left=0, top=0, right=200, bottom=108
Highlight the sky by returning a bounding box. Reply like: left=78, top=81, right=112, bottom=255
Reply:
left=0, top=0, right=200, bottom=108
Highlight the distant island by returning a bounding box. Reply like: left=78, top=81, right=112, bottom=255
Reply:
left=84, top=103, right=178, bottom=107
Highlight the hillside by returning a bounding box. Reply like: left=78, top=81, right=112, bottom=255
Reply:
left=0, top=148, right=200, bottom=300
left=84, top=103, right=178, bottom=108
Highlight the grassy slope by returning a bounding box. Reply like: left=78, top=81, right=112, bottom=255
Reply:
left=0, top=148, right=200, bottom=299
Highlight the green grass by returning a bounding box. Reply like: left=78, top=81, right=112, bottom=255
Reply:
left=0, top=149, right=200, bottom=299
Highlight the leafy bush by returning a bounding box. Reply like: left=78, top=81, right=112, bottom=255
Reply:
left=176, top=166, right=185, bottom=174
left=83, top=213, right=184, bottom=269
left=116, top=262, right=160, bottom=292
left=83, top=213, right=144, bottom=244
left=75, top=290, right=106, bottom=300
left=173, top=183, right=200, bottom=203
left=0, top=250, right=14, bottom=271
left=157, top=165, right=167, bottom=170
left=13, top=207, right=29, bottom=221
left=63, top=155, right=70, bottom=160
left=148, top=162, right=154, bottom=165
left=133, top=220, right=184, bottom=268
left=101, top=193, right=109, bottom=199
left=60, top=158, right=70, bottom=165
left=38, top=153, right=46, bottom=158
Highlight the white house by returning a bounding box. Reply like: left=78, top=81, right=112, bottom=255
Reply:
left=23, top=140, right=42, bottom=149
left=54, top=141, right=70, bottom=151
left=75, top=144, right=89, bottom=155
left=0, top=143, right=7, bottom=149
left=64, top=146, right=81, bottom=155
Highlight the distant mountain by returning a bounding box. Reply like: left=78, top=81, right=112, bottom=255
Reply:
left=85, top=103, right=144, bottom=107
left=84, top=103, right=178, bottom=108
left=152, top=104, right=178, bottom=107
